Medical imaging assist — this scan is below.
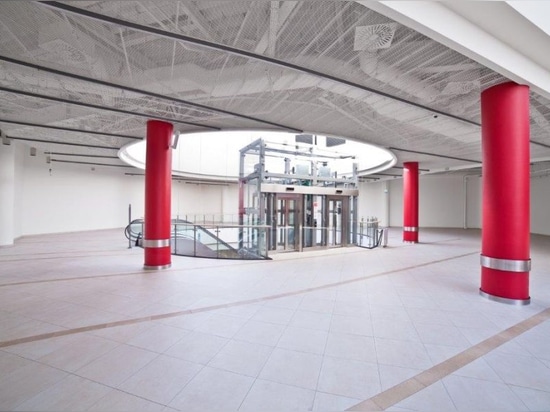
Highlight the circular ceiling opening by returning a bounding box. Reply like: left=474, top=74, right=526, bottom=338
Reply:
left=119, top=130, right=396, bottom=181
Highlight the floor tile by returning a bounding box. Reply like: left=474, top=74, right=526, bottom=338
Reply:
left=169, top=366, right=254, bottom=411
left=317, top=356, right=381, bottom=399
left=208, top=339, right=273, bottom=377
left=239, top=379, right=315, bottom=412
left=164, top=331, right=228, bottom=364
left=375, top=338, right=433, bottom=369
left=378, top=364, right=422, bottom=391
left=289, top=310, right=332, bottom=331
left=87, top=389, right=166, bottom=412
left=324, top=332, right=377, bottom=363
left=259, top=348, right=323, bottom=390
left=233, top=320, right=285, bottom=346
left=13, top=375, right=110, bottom=411
left=0, top=361, right=68, bottom=411
left=251, top=306, right=295, bottom=325
left=330, top=314, right=373, bottom=336
left=127, top=324, right=190, bottom=352
left=393, top=381, right=457, bottom=411
left=483, top=350, right=550, bottom=392
left=312, top=391, right=361, bottom=411
left=443, top=375, right=528, bottom=411
left=277, top=326, right=328, bottom=355
left=75, top=344, right=157, bottom=387
left=509, top=385, right=550, bottom=411
left=119, top=355, right=203, bottom=404
left=38, top=334, right=120, bottom=372
left=372, top=319, right=421, bottom=341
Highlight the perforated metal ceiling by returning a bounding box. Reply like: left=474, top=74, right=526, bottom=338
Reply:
left=0, top=1, right=549, bottom=177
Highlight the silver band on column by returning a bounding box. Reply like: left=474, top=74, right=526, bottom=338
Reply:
left=480, top=255, right=531, bottom=272
left=479, top=289, right=530, bottom=306
left=403, top=226, right=418, bottom=232
left=144, top=263, right=171, bottom=270
left=142, top=239, right=170, bottom=248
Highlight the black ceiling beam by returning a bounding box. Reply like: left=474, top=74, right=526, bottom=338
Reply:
left=0, top=55, right=302, bottom=133
left=45, top=152, right=119, bottom=159
left=531, top=140, right=550, bottom=149
left=391, top=165, right=430, bottom=172
left=0, top=86, right=219, bottom=130
left=370, top=173, right=401, bottom=177
left=41, top=1, right=481, bottom=128
left=7, top=135, right=118, bottom=150
left=0, top=118, right=141, bottom=140
left=389, top=147, right=481, bottom=164
left=51, top=159, right=132, bottom=168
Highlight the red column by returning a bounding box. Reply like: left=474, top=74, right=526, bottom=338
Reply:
left=144, top=120, right=173, bottom=269
left=403, top=161, right=419, bottom=243
left=480, top=82, right=530, bottom=304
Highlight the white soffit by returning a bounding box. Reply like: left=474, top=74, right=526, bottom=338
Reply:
left=361, top=1, right=550, bottom=99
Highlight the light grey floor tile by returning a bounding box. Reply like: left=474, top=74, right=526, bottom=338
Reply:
left=484, top=350, right=550, bottom=392
left=510, top=385, right=550, bottom=411
left=252, top=306, right=295, bottom=325
left=378, top=364, right=422, bottom=391
left=208, top=339, right=274, bottom=377
left=375, top=338, right=433, bottom=369
left=324, top=332, right=377, bottom=363
left=0, top=361, right=68, bottom=411
left=239, top=379, right=315, bottom=412
left=75, top=344, right=157, bottom=387
left=453, top=357, right=503, bottom=382
left=259, top=348, right=323, bottom=390
left=194, top=313, right=249, bottom=338
left=289, top=310, right=332, bottom=331
left=164, top=331, right=228, bottom=364
left=277, top=326, right=328, bottom=355
left=330, top=314, right=373, bottom=336
left=87, top=389, right=166, bottom=412
left=394, top=381, right=457, bottom=412
left=119, top=355, right=203, bottom=404
left=169, top=366, right=254, bottom=411
left=312, top=391, right=361, bottom=411
left=443, top=375, right=528, bottom=411
left=13, top=375, right=110, bottom=411
left=233, top=319, right=286, bottom=346
left=317, top=356, right=381, bottom=399
left=127, top=324, right=190, bottom=352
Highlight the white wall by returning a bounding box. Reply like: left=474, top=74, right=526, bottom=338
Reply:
left=13, top=149, right=550, bottom=237
left=20, top=154, right=144, bottom=235
left=359, top=173, right=550, bottom=236
left=531, top=174, right=550, bottom=236
left=13, top=143, right=25, bottom=239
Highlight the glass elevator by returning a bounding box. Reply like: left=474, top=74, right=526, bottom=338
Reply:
left=238, top=136, right=359, bottom=252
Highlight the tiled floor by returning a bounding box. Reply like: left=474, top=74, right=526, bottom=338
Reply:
left=1, top=228, right=549, bottom=411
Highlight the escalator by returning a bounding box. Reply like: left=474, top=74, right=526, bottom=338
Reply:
left=125, top=219, right=268, bottom=260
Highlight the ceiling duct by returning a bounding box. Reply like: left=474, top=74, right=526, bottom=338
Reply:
left=354, top=24, right=398, bottom=51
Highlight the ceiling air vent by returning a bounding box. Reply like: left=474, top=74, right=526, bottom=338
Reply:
left=440, top=81, right=479, bottom=95
left=354, top=23, right=398, bottom=51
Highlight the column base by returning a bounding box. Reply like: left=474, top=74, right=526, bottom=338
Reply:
left=479, top=289, right=530, bottom=306
left=403, top=240, right=418, bottom=244
left=143, top=264, right=172, bottom=270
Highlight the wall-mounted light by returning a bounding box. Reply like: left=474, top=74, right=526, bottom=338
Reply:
left=171, top=131, right=180, bottom=149
left=0, top=129, right=10, bottom=145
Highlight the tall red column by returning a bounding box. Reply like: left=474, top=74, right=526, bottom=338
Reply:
left=480, top=82, right=530, bottom=305
left=144, top=120, right=173, bottom=270
left=403, top=161, right=419, bottom=243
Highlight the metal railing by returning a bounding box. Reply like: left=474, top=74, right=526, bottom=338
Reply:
left=125, top=219, right=269, bottom=260
left=357, top=219, right=388, bottom=249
